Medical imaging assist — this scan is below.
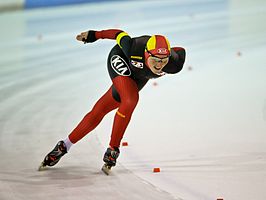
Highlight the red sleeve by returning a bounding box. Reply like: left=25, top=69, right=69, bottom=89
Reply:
left=163, top=46, right=186, bottom=74
left=172, top=47, right=185, bottom=52
left=95, top=29, right=123, bottom=40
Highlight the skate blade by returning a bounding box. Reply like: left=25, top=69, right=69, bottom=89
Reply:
left=101, top=164, right=112, bottom=175
left=38, top=162, right=47, bottom=171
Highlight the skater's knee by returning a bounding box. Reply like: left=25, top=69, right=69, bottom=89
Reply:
left=116, top=97, right=138, bottom=119
left=122, top=95, right=139, bottom=111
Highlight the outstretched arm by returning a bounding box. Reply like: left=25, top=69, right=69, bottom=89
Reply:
left=76, top=29, right=123, bottom=43
left=76, top=29, right=132, bottom=57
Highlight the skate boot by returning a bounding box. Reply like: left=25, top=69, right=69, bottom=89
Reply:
left=102, top=147, right=120, bottom=175
left=38, top=141, right=67, bottom=171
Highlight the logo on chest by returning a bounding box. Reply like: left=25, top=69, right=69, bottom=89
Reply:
left=131, top=60, right=144, bottom=69
left=110, top=55, right=131, bottom=76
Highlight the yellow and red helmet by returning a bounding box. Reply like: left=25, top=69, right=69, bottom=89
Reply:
left=146, top=35, right=171, bottom=57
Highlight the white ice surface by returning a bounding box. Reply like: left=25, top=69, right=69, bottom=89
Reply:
left=0, top=0, right=266, bottom=200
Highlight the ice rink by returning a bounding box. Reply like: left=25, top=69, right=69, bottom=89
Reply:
left=0, top=0, right=266, bottom=199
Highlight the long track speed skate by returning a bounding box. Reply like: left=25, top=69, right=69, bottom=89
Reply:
left=101, top=147, right=120, bottom=175
left=38, top=141, right=67, bottom=171
left=101, top=163, right=113, bottom=175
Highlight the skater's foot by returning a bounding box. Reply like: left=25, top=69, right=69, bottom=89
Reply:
left=103, top=146, right=120, bottom=167
left=43, top=141, right=67, bottom=167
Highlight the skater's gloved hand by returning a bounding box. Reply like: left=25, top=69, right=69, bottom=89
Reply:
left=76, top=30, right=97, bottom=44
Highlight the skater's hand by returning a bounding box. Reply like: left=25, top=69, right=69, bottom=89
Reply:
left=76, top=31, right=88, bottom=43
left=76, top=30, right=97, bottom=44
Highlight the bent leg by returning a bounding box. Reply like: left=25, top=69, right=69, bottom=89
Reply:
left=109, top=76, right=139, bottom=148
left=69, top=87, right=120, bottom=144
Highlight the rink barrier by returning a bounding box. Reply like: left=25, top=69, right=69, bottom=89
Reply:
left=24, top=0, right=116, bottom=9
left=0, top=0, right=24, bottom=12
left=0, top=0, right=122, bottom=12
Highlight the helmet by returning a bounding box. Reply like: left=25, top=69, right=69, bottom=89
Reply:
left=146, top=35, right=171, bottom=57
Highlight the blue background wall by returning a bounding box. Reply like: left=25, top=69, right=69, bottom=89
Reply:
left=24, top=0, right=116, bottom=9
left=0, top=0, right=126, bottom=12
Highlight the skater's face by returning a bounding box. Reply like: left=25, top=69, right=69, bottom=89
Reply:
left=146, top=54, right=169, bottom=74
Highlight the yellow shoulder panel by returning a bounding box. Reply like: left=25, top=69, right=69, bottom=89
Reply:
left=116, top=32, right=129, bottom=48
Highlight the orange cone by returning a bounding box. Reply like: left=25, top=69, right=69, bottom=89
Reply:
left=122, top=142, right=128, bottom=146
left=153, top=168, right=161, bottom=173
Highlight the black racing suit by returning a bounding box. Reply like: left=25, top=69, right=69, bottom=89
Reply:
left=107, top=34, right=186, bottom=102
